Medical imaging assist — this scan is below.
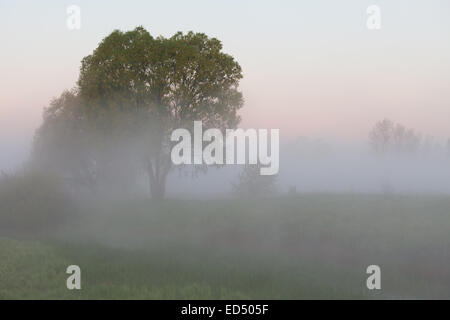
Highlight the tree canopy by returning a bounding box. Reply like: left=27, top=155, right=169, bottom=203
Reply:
left=34, top=27, right=244, bottom=199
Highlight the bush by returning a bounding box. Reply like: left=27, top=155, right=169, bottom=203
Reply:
left=231, top=164, right=277, bottom=198
left=0, top=170, right=74, bottom=235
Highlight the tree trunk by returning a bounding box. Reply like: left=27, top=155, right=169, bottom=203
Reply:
left=146, top=156, right=170, bottom=200
left=148, top=172, right=166, bottom=199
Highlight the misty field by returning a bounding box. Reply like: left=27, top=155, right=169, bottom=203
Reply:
left=1, top=194, right=450, bottom=299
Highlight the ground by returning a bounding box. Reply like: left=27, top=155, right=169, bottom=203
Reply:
left=1, top=194, right=449, bottom=299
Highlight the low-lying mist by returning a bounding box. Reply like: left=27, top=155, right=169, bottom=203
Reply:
left=167, top=139, right=450, bottom=197
left=2, top=133, right=450, bottom=198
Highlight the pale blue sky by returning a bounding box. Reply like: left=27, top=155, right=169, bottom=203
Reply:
left=1, top=0, right=450, bottom=169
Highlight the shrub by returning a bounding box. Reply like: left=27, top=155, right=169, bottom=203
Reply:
left=0, top=170, right=74, bottom=235
left=231, top=164, right=277, bottom=198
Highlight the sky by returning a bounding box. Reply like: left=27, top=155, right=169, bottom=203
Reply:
left=1, top=0, right=450, bottom=170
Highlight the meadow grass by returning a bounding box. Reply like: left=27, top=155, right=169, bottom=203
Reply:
left=1, top=194, right=450, bottom=299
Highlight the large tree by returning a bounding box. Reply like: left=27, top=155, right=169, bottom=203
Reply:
left=36, top=27, right=244, bottom=199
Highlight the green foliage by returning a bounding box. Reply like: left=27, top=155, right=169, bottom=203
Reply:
left=32, top=90, right=95, bottom=185
left=77, top=27, right=243, bottom=129
left=0, top=237, right=69, bottom=299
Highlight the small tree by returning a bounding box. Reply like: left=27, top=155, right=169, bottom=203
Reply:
left=369, top=119, right=421, bottom=155
left=369, top=119, right=394, bottom=154
left=232, top=164, right=277, bottom=198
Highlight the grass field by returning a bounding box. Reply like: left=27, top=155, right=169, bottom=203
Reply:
left=1, top=194, right=450, bottom=299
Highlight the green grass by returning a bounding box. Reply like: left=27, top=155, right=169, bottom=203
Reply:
left=0, top=237, right=355, bottom=299
left=1, top=194, right=450, bottom=299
